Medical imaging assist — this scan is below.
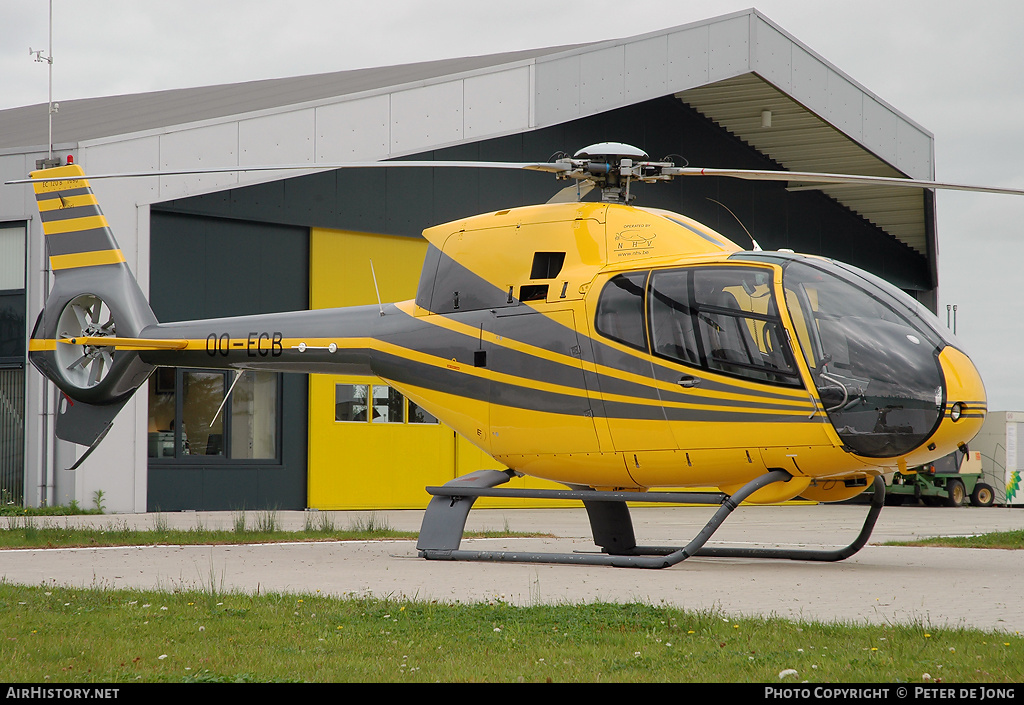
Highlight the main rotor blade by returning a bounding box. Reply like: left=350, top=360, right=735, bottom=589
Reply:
left=547, top=180, right=596, bottom=203
left=673, top=167, right=1024, bottom=196
left=8, top=160, right=572, bottom=184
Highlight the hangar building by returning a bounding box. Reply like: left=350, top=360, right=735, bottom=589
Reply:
left=0, top=9, right=937, bottom=513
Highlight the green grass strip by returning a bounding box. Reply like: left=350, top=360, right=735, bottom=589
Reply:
left=0, top=583, right=1020, bottom=683
left=885, top=529, right=1024, bottom=550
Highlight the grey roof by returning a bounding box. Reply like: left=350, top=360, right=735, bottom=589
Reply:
left=0, top=10, right=934, bottom=259
left=0, top=44, right=584, bottom=151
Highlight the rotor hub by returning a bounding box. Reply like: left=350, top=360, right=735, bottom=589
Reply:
left=556, top=142, right=683, bottom=203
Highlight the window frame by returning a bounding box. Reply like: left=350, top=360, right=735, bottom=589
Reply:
left=147, top=367, right=283, bottom=464
left=334, top=381, right=440, bottom=425
left=658, top=265, right=801, bottom=387
left=594, top=264, right=803, bottom=388
left=593, top=271, right=650, bottom=352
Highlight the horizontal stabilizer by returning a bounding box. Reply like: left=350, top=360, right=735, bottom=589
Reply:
left=55, top=394, right=130, bottom=446
left=58, top=336, right=189, bottom=350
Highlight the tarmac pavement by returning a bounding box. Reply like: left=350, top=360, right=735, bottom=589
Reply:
left=2, top=503, right=1022, bottom=633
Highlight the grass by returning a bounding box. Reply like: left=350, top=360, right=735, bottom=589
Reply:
left=0, top=582, right=1020, bottom=683
left=886, top=529, right=1024, bottom=550
left=0, top=513, right=547, bottom=550
left=2, top=512, right=1023, bottom=682
left=0, top=516, right=415, bottom=549
left=0, top=500, right=102, bottom=517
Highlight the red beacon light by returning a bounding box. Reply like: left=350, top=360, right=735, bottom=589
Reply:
left=66, top=155, right=73, bottom=165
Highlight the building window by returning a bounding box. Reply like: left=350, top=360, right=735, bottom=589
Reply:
left=335, top=382, right=438, bottom=424
left=0, top=224, right=26, bottom=291
left=148, top=368, right=280, bottom=460
left=408, top=399, right=438, bottom=424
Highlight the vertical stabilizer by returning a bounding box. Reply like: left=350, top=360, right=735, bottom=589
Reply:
left=28, top=165, right=158, bottom=445
left=33, top=164, right=129, bottom=273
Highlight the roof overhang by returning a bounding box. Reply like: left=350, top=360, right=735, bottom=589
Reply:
left=677, top=72, right=929, bottom=255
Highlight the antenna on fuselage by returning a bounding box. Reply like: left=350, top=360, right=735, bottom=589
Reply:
left=706, top=198, right=761, bottom=251
left=369, top=260, right=384, bottom=316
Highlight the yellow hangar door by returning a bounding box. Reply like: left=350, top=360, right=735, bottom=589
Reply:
left=307, top=228, right=469, bottom=509
left=307, top=227, right=580, bottom=510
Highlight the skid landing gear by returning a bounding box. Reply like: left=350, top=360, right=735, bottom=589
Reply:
left=417, top=470, right=885, bottom=569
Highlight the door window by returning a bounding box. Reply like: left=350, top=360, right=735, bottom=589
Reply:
left=596, top=265, right=800, bottom=386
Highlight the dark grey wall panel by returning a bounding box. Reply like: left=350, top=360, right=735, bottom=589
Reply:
left=147, top=212, right=309, bottom=511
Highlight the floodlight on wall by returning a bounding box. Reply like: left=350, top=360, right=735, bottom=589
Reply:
left=761, top=110, right=772, bottom=128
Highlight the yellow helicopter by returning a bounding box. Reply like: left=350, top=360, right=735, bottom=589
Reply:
left=16, top=143, right=1022, bottom=568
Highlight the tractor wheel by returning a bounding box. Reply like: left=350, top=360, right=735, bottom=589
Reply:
left=945, top=479, right=966, bottom=507
left=970, top=483, right=995, bottom=508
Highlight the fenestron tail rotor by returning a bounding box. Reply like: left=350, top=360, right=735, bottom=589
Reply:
left=55, top=294, right=116, bottom=390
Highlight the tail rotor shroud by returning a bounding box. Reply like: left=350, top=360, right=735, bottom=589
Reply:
left=55, top=294, right=117, bottom=390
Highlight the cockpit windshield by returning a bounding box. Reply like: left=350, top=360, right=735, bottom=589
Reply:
left=778, top=258, right=946, bottom=457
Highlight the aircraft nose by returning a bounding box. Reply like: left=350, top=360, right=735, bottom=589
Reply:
left=909, top=346, right=987, bottom=466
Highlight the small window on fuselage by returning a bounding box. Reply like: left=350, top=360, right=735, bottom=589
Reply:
left=594, top=272, right=648, bottom=351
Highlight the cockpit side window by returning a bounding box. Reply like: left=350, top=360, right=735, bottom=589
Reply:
left=648, top=266, right=801, bottom=387
left=648, top=269, right=700, bottom=366
left=594, top=272, right=649, bottom=351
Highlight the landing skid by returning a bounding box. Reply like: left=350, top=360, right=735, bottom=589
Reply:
left=416, top=470, right=885, bottom=569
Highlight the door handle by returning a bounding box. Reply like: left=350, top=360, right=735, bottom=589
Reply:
left=677, top=375, right=701, bottom=388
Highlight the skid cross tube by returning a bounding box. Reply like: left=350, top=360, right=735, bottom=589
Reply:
left=417, top=470, right=885, bottom=569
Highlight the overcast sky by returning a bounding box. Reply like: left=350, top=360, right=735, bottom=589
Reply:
left=3, top=0, right=1023, bottom=409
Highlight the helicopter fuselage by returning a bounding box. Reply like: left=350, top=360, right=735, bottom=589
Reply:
left=124, top=201, right=985, bottom=504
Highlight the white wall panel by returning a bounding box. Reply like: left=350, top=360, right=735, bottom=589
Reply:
left=390, top=81, right=464, bottom=155
left=534, top=55, right=581, bottom=126
left=239, top=109, right=316, bottom=166
left=159, top=122, right=240, bottom=199
left=752, top=18, right=792, bottom=93
left=708, top=15, right=751, bottom=82
left=580, top=45, right=625, bottom=115
left=85, top=134, right=160, bottom=175
left=790, top=45, right=827, bottom=108
left=316, top=94, right=390, bottom=161
left=862, top=95, right=899, bottom=165
left=464, top=67, right=531, bottom=140
left=78, top=404, right=141, bottom=512
left=896, top=120, right=933, bottom=179
left=825, top=70, right=864, bottom=142
left=667, top=25, right=710, bottom=91
left=0, top=154, right=33, bottom=221
left=80, top=138, right=160, bottom=269
left=624, top=36, right=668, bottom=104
left=84, top=138, right=158, bottom=222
